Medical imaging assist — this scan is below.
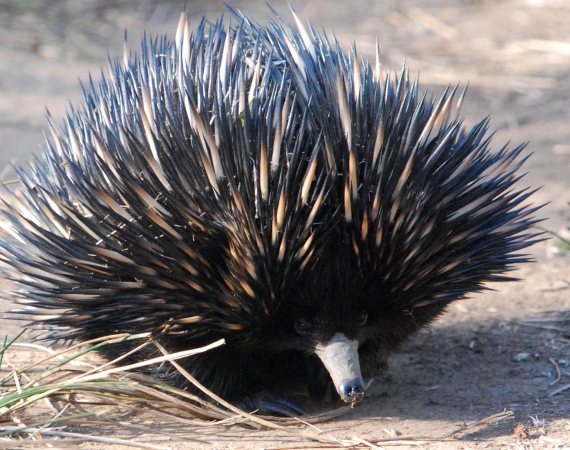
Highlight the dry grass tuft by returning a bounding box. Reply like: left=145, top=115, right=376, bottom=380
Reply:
left=1, top=331, right=514, bottom=448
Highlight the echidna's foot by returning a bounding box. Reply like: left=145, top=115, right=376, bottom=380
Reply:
left=307, top=356, right=331, bottom=402
left=241, top=390, right=309, bottom=416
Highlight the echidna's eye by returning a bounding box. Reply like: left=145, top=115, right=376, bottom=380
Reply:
left=357, top=311, right=368, bottom=326
left=295, top=319, right=313, bottom=336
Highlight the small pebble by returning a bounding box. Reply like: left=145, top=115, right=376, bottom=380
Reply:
left=513, top=352, right=531, bottom=362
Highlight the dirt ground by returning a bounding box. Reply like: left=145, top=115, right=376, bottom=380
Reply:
left=1, top=0, right=570, bottom=448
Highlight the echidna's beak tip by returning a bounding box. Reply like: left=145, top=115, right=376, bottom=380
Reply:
left=339, top=379, right=365, bottom=404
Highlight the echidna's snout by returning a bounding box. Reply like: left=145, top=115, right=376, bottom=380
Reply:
left=338, top=379, right=365, bottom=402
left=314, top=333, right=365, bottom=404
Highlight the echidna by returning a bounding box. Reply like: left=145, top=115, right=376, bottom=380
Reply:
left=0, top=9, right=541, bottom=414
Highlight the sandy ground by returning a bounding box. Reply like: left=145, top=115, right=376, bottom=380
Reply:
left=1, top=0, right=570, bottom=448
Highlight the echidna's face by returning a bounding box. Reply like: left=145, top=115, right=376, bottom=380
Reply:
left=292, top=313, right=368, bottom=404
left=275, top=264, right=372, bottom=404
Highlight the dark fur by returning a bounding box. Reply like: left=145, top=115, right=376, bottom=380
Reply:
left=0, top=10, right=541, bottom=412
